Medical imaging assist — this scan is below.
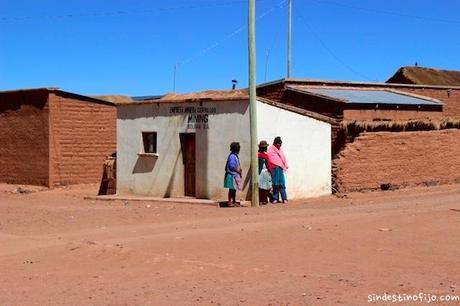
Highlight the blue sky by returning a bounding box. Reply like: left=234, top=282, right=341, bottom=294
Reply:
left=1, top=0, right=460, bottom=95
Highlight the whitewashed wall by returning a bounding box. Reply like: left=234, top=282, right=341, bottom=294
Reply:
left=117, top=99, right=331, bottom=200
left=257, top=101, right=331, bottom=198
left=117, top=101, right=251, bottom=199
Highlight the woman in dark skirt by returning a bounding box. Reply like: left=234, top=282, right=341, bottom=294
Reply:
left=268, top=137, right=288, bottom=203
left=224, top=142, right=242, bottom=207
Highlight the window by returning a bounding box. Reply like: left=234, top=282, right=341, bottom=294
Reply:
left=142, top=132, right=157, bottom=153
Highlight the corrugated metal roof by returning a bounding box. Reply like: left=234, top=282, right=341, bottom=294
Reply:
left=289, top=87, right=442, bottom=105
left=132, top=95, right=164, bottom=101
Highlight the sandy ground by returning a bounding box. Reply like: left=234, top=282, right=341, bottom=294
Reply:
left=0, top=183, right=459, bottom=306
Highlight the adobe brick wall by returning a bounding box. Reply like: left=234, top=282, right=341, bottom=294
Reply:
left=334, top=129, right=460, bottom=192
left=258, top=81, right=460, bottom=120
left=284, top=90, right=344, bottom=119
left=48, top=93, right=116, bottom=185
left=0, top=91, right=50, bottom=185
left=396, top=87, right=460, bottom=118
left=343, top=109, right=442, bottom=121
left=257, top=82, right=285, bottom=102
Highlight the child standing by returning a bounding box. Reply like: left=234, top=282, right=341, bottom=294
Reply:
left=257, top=140, right=272, bottom=204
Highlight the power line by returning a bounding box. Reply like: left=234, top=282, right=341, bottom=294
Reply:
left=0, top=0, right=272, bottom=22
left=294, top=11, right=377, bottom=81
left=179, top=0, right=287, bottom=66
left=311, top=0, right=460, bottom=24
left=173, top=0, right=287, bottom=91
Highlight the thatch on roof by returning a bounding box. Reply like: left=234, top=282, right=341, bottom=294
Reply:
left=92, top=95, right=134, bottom=104
left=332, top=118, right=460, bottom=157
left=160, top=89, right=248, bottom=101
left=387, top=66, right=460, bottom=86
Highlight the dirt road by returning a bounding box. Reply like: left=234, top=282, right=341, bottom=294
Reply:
left=0, top=184, right=459, bottom=305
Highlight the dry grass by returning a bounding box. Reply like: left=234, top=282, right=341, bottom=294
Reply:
left=341, top=118, right=460, bottom=137
left=92, top=95, right=133, bottom=104
left=160, top=89, right=248, bottom=101
left=332, top=118, right=460, bottom=158
left=387, top=66, right=460, bottom=86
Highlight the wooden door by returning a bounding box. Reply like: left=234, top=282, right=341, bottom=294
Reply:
left=180, top=133, right=196, bottom=197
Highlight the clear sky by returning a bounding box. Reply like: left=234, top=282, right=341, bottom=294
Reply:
left=1, top=0, right=460, bottom=96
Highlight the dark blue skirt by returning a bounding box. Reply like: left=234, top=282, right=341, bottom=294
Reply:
left=271, top=166, right=285, bottom=187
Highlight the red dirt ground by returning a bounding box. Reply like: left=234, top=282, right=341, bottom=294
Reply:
left=0, top=183, right=459, bottom=306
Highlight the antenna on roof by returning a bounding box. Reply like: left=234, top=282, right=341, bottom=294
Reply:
left=231, top=79, right=238, bottom=90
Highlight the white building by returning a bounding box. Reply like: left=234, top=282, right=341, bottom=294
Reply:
left=116, top=91, right=333, bottom=201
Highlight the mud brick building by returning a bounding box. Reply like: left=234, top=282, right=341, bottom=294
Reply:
left=257, top=76, right=460, bottom=193
left=0, top=88, right=116, bottom=186
left=387, top=66, right=460, bottom=87
left=256, top=79, right=454, bottom=121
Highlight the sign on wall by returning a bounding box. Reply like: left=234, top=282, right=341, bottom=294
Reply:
left=169, top=106, right=217, bottom=129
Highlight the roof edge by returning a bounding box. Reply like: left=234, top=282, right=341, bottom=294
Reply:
left=53, top=90, right=116, bottom=106
left=285, top=86, right=348, bottom=103
left=0, top=87, right=59, bottom=94
left=257, top=96, right=338, bottom=125
left=256, top=78, right=287, bottom=88
left=286, top=85, right=443, bottom=105
left=384, top=88, right=443, bottom=104
left=0, top=87, right=116, bottom=106
left=257, top=77, right=460, bottom=90
left=117, top=96, right=250, bottom=105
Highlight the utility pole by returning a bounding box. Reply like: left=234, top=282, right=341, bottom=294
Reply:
left=248, top=0, right=259, bottom=207
left=287, top=0, right=292, bottom=78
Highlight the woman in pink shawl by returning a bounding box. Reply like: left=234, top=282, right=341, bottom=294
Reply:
left=268, top=136, right=288, bottom=203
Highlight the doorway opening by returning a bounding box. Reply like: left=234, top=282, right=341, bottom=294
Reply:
left=179, top=133, right=196, bottom=197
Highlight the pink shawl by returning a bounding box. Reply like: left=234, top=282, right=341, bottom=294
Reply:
left=268, top=145, right=288, bottom=171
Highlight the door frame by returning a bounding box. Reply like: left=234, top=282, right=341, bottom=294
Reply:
left=179, top=133, right=196, bottom=197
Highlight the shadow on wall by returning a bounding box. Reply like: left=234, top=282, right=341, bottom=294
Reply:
left=117, top=102, right=249, bottom=121
left=163, top=149, right=181, bottom=198
left=132, top=156, right=157, bottom=173
left=118, top=104, right=158, bottom=120
left=197, top=125, right=209, bottom=199
left=0, top=90, right=48, bottom=113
